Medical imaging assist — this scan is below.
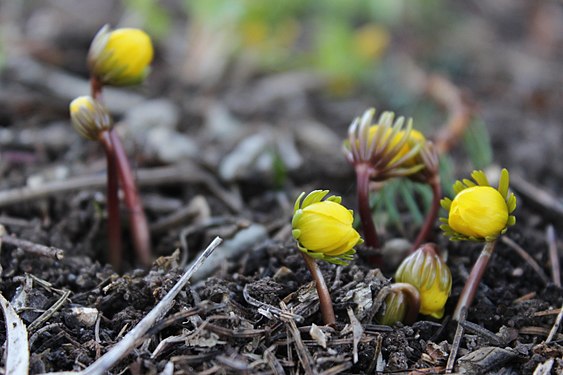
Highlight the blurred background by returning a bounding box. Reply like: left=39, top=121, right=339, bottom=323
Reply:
left=0, top=0, right=561, bottom=199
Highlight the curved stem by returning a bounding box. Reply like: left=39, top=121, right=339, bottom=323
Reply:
left=356, top=164, right=379, bottom=249
left=100, top=132, right=122, bottom=271
left=453, top=240, right=497, bottom=321
left=301, top=253, right=336, bottom=327
left=390, top=282, right=421, bottom=325
left=110, top=130, right=152, bottom=267
left=412, top=175, right=442, bottom=251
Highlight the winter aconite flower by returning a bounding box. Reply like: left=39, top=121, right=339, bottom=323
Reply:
left=292, top=190, right=362, bottom=265
left=342, top=108, right=425, bottom=252
left=343, top=109, right=425, bottom=181
left=441, top=169, right=516, bottom=241
left=395, top=243, right=452, bottom=319
left=88, top=25, right=154, bottom=86
left=69, top=96, right=112, bottom=141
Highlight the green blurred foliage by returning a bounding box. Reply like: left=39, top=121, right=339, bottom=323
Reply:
left=183, top=0, right=447, bottom=93
left=124, top=0, right=171, bottom=39
left=463, top=118, right=493, bottom=170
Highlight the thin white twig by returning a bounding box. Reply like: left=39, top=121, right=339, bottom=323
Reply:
left=0, top=292, right=30, bottom=375
left=546, top=302, right=563, bottom=344
left=41, top=237, right=222, bottom=375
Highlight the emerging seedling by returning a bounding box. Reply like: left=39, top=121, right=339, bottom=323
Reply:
left=440, top=168, right=516, bottom=320
left=70, top=96, right=122, bottom=270
left=343, top=108, right=424, bottom=264
left=377, top=282, right=421, bottom=326
left=292, top=190, right=363, bottom=326
left=395, top=243, right=452, bottom=319
left=72, top=25, right=155, bottom=268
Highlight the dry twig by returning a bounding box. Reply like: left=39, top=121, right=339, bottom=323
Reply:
left=42, top=237, right=222, bottom=375
left=0, top=225, right=64, bottom=260
left=0, top=164, right=242, bottom=212
left=545, top=302, right=563, bottom=344
left=501, top=236, right=550, bottom=284
left=28, top=290, right=71, bottom=332
left=0, top=292, right=30, bottom=375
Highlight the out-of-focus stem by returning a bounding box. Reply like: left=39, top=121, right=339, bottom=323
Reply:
left=99, top=132, right=122, bottom=271
left=110, top=129, right=152, bottom=267
left=301, top=253, right=336, bottom=327
left=453, top=240, right=496, bottom=321
left=412, top=175, right=442, bottom=250
left=90, top=77, right=103, bottom=101
left=356, top=164, right=379, bottom=249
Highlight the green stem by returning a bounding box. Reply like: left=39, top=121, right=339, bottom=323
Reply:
left=453, top=240, right=497, bottom=321
left=302, top=253, right=336, bottom=327
left=110, top=130, right=152, bottom=267
left=99, top=132, right=122, bottom=271
left=412, top=175, right=441, bottom=251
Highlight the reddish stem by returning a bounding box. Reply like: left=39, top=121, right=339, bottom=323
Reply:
left=453, top=240, right=496, bottom=321
left=110, top=130, right=152, bottom=267
left=301, top=253, right=336, bottom=327
left=412, top=175, right=442, bottom=251
left=356, top=164, right=378, bottom=247
left=90, top=76, right=103, bottom=100
left=356, top=164, right=381, bottom=266
left=99, top=132, right=122, bottom=271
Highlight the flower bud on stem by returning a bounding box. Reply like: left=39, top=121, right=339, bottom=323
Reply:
left=453, top=240, right=496, bottom=321
left=301, top=253, right=336, bottom=327
left=90, top=78, right=152, bottom=268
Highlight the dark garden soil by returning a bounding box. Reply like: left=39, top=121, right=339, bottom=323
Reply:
left=0, top=1, right=562, bottom=374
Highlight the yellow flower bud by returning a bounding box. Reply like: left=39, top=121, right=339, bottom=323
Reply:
left=69, top=96, right=112, bottom=141
left=448, top=186, right=508, bottom=239
left=441, top=169, right=516, bottom=241
left=88, top=25, right=153, bottom=86
left=292, top=190, right=362, bottom=265
left=395, top=244, right=452, bottom=319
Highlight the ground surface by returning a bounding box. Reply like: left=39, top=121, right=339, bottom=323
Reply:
left=0, top=1, right=562, bottom=374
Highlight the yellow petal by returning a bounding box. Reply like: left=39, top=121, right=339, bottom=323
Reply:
left=294, top=201, right=360, bottom=256
left=448, top=186, right=508, bottom=239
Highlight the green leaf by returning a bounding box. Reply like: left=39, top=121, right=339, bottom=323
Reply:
left=399, top=181, right=423, bottom=225
left=463, top=118, right=493, bottom=170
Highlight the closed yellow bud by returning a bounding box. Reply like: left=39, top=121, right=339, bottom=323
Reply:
left=292, top=190, right=362, bottom=265
left=448, top=186, right=508, bottom=239
left=441, top=169, right=516, bottom=242
left=395, top=244, right=452, bottom=319
left=69, top=96, right=112, bottom=141
left=88, top=25, right=153, bottom=86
